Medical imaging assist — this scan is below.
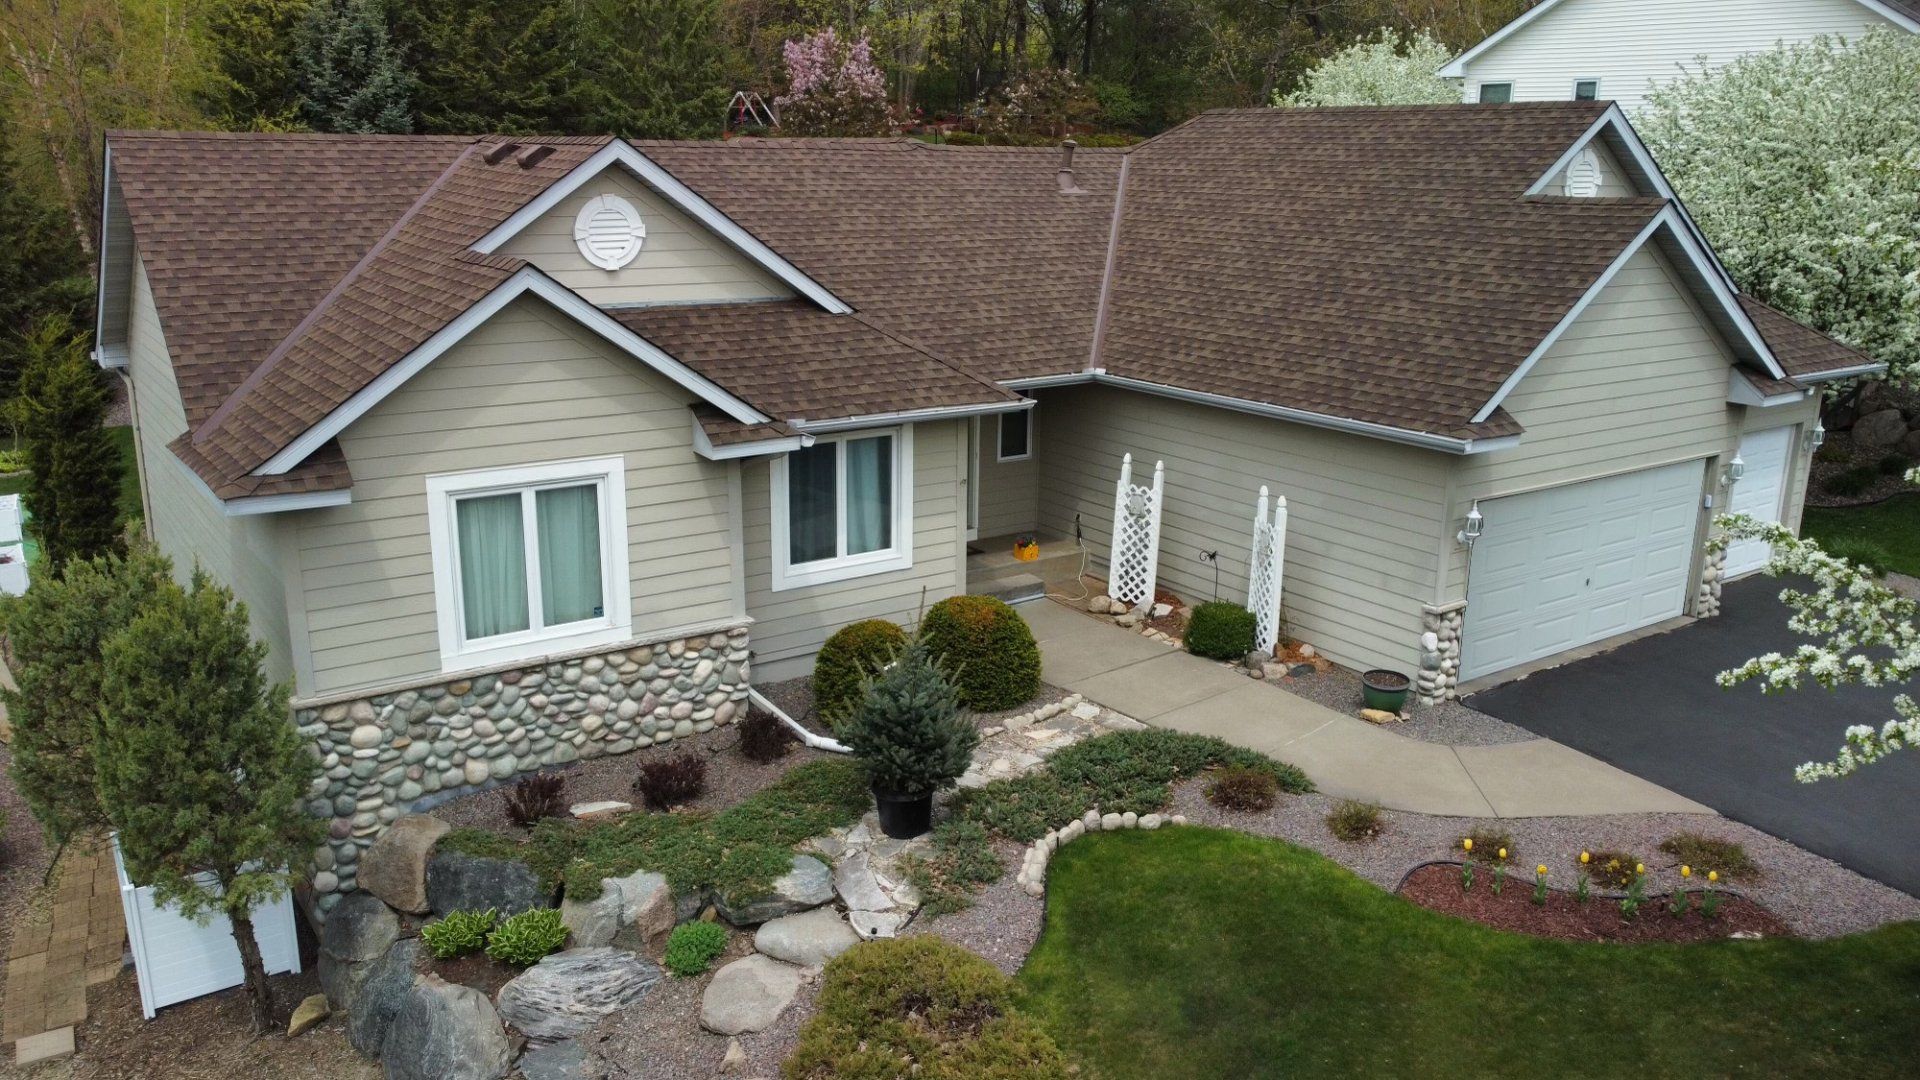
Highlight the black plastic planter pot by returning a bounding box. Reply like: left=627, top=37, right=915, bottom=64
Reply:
left=873, top=786, right=934, bottom=839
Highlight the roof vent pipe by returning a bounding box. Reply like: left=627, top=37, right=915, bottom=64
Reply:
left=1058, top=137, right=1085, bottom=195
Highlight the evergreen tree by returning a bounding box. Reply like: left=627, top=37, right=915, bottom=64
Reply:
left=390, top=0, right=582, bottom=133
left=294, top=0, right=413, bottom=134
left=0, top=129, right=91, bottom=402
left=204, top=0, right=315, bottom=127
left=2, top=542, right=172, bottom=847
left=579, top=0, right=731, bottom=139
left=96, top=571, right=321, bottom=1033
left=839, top=638, right=979, bottom=795
left=15, top=317, right=122, bottom=571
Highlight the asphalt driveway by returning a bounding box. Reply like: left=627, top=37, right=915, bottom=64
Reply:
left=1467, top=575, right=1920, bottom=897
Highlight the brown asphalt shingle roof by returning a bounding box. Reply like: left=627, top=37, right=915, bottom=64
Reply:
left=1738, top=295, right=1882, bottom=380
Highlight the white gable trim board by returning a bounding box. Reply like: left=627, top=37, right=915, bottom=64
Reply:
left=471, top=140, right=852, bottom=315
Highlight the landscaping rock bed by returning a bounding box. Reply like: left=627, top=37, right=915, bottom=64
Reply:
left=1277, top=663, right=1535, bottom=746
left=1397, top=862, right=1793, bottom=942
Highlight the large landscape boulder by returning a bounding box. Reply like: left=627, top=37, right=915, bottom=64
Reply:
left=712, top=855, right=832, bottom=925
left=515, top=1039, right=598, bottom=1080
left=495, top=947, right=662, bottom=1043
left=318, top=892, right=400, bottom=1011
left=347, top=939, right=423, bottom=1057
left=559, top=869, right=672, bottom=948
left=699, top=954, right=805, bottom=1035
left=1854, top=408, right=1909, bottom=448
left=361, top=816, right=449, bottom=914
left=426, top=848, right=551, bottom=917
left=382, top=975, right=513, bottom=1080
left=753, top=908, right=858, bottom=968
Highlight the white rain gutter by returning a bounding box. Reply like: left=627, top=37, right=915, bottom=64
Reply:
left=748, top=686, right=851, bottom=754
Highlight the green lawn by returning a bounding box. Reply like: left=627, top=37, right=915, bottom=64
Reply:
left=0, top=425, right=143, bottom=528
left=1017, top=828, right=1920, bottom=1079
left=1803, top=494, right=1920, bottom=578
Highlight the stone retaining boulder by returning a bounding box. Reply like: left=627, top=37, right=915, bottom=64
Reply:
left=382, top=975, right=513, bottom=1080
left=699, top=954, right=805, bottom=1035
left=361, top=816, right=449, bottom=914
left=427, top=848, right=551, bottom=917
left=559, top=869, right=671, bottom=948
left=753, top=907, right=858, bottom=968
left=1855, top=408, right=1909, bottom=448
left=347, top=939, right=422, bottom=1057
left=318, top=892, right=400, bottom=1012
left=495, top=947, right=662, bottom=1044
left=712, top=854, right=832, bottom=925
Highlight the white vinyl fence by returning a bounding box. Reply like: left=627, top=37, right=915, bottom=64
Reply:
left=1108, top=454, right=1165, bottom=612
left=113, top=837, right=301, bottom=1019
left=1247, top=487, right=1289, bottom=654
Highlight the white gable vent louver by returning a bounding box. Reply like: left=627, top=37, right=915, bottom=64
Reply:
left=1563, top=148, right=1604, bottom=199
left=574, top=193, right=647, bottom=270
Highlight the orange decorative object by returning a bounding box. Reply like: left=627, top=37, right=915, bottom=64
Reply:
left=1013, top=534, right=1040, bottom=561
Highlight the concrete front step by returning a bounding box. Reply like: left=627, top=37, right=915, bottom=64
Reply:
left=974, top=572, right=1046, bottom=604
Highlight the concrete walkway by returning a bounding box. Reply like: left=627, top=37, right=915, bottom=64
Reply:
left=1019, top=599, right=1712, bottom=819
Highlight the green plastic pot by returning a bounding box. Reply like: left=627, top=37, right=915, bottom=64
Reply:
left=1361, top=669, right=1411, bottom=713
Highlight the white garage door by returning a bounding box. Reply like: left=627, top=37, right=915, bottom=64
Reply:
left=1722, top=426, right=1795, bottom=578
left=1461, top=460, right=1703, bottom=681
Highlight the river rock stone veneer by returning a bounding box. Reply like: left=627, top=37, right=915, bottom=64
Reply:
left=298, top=627, right=751, bottom=915
left=1417, top=602, right=1466, bottom=705
left=1696, top=545, right=1727, bottom=618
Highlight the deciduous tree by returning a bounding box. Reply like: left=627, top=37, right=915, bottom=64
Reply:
left=776, top=26, right=891, bottom=136
left=1275, top=27, right=1457, bottom=106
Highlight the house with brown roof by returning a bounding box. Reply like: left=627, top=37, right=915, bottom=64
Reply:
left=96, top=104, right=1876, bottom=905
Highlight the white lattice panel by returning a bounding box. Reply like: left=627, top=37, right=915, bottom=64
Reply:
left=1247, top=487, right=1288, bottom=653
left=1108, top=454, right=1165, bottom=609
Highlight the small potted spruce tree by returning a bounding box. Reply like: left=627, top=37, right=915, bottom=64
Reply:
left=838, top=637, right=979, bottom=838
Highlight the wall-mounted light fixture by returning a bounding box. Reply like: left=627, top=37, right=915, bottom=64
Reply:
left=1808, top=422, right=1826, bottom=453
left=1723, top=454, right=1746, bottom=486
left=1457, top=501, right=1485, bottom=547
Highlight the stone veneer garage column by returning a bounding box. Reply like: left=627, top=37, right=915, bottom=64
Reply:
left=1417, top=602, right=1466, bottom=705
left=296, top=626, right=751, bottom=915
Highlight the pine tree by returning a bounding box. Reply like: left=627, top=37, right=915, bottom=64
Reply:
left=0, top=128, right=91, bottom=402
left=578, top=0, right=731, bottom=139
left=2, top=542, right=172, bottom=847
left=390, top=0, right=582, bottom=133
left=96, top=571, right=321, bottom=1033
left=14, top=316, right=122, bottom=571
left=838, top=638, right=979, bottom=795
left=204, top=0, right=316, bottom=127
left=294, top=0, right=413, bottom=134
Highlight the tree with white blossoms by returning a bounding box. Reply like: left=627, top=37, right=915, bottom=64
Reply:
left=1639, top=30, right=1920, bottom=383
left=1274, top=30, right=1459, bottom=108
left=1713, top=505, right=1920, bottom=781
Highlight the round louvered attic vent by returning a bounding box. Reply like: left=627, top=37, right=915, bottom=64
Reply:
left=573, top=194, right=647, bottom=270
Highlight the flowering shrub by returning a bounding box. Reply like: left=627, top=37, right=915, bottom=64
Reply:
left=1275, top=30, right=1459, bottom=107
left=1713, top=511, right=1920, bottom=780
left=776, top=28, right=890, bottom=137
left=977, top=68, right=1100, bottom=137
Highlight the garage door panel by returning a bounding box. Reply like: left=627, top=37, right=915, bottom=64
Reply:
left=1723, top=427, right=1795, bottom=577
left=1462, top=460, right=1704, bottom=681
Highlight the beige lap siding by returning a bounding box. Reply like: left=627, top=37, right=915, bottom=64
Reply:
left=976, top=414, right=1041, bottom=537
left=742, top=419, right=969, bottom=681
left=294, top=296, right=738, bottom=697
left=1442, top=244, right=1755, bottom=600
left=125, top=257, right=295, bottom=684
left=1034, top=383, right=1449, bottom=675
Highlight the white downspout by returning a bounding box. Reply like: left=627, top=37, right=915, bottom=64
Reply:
left=748, top=687, right=851, bottom=754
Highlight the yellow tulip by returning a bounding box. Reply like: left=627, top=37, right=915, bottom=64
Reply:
left=1536, top=865, right=1548, bottom=875
left=1681, top=865, right=1692, bottom=878
left=1635, top=863, right=1645, bottom=874
left=1498, top=847, right=1508, bottom=860
left=1580, top=850, right=1591, bottom=865
left=1708, top=870, right=1719, bottom=883
left=1462, top=838, right=1473, bottom=852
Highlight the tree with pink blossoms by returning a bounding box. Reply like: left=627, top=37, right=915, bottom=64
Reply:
left=775, top=28, right=891, bottom=138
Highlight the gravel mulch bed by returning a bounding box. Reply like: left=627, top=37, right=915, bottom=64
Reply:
left=1276, top=666, right=1535, bottom=747
left=427, top=724, right=832, bottom=835
left=1399, top=863, right=1792, bottom=942
left=909, top=838, right=1045, bottom=976
left=757, top=674, right=1073, bottom=737
left=1167, top=784, right=1920, bottom=939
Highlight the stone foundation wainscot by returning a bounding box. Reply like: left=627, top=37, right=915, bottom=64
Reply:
left=1417, top=602, right=1466, bottom=705
left=1696, top=545, right=1727, bottom=619
left=298, top=626, right=751, bottom=915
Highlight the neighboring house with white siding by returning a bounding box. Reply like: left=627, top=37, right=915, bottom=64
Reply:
left=95, top=105, right=1879, bottom=911
left=1440, top=0, right=1920, bottom=108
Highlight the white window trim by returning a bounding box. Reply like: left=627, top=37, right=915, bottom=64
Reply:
left=997, top=408, right=1033, bottom=463
left=1477, top=82, right=1513, bottom=103
left=770, top=426, right=914, bottom=592
left=426, top=456, right=632, bottom=671
left=1572, top=77, right=1600, bottom=101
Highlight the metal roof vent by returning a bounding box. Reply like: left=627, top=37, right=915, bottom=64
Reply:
left=1058, top=138, right=1085, bottom=195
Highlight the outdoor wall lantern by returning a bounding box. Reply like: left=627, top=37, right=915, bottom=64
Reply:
left=1723, top=455, right=1746, bottom=486
left=1809, top=422, right=1827, bottom=453
left=1457, top=501, right=1485, bottom=547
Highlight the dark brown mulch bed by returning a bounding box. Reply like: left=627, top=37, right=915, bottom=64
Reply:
left=1399, top=863, right=1792, bottom=944
left=423, top=950, right=517, bottom=999
left=1808, top=431, right=1920, bottom=508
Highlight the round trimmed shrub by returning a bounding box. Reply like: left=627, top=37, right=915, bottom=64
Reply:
left=664, top=921, right=728, bottom=977
left=784, top=937, right=1070, bottom=1080
left=919, top=595, right=1042, bottom=711
left=813, top=618, right=909, bottom=726
left=1185, top=601, right=1257, bottom=660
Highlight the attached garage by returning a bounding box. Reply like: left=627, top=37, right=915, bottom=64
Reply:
left=1460, top=460, right=1705, bottom=681
left=1721, top=426, right=1796, bottom=578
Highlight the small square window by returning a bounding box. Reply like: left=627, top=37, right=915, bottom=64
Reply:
left=1574, top=79, right=1600, bottom=101
left=1478, top=83, right=1513, bottom=104
left=998, top=409, right=1032, bottom=462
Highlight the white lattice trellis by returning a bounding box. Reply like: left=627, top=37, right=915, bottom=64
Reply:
left=1108, top=454, right=1165, bottom=611
left=1246, top=486, right=1288, bottom=654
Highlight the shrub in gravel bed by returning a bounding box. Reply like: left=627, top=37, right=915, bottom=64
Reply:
left=486, top=908, right=569, bottom=966
left=1463, top=827, right=1514, bottom=863
left=505, top=773, right=566, bottom=827
left=901, top=819, right=1005, bottom=919
left=737, top=712, right=798, bottom=763
left=955, top=730, right=1311, bottom=842
left=920, top=594, right=1042, bottom=711
left=1184, top=601, right=1258, bottom=661
left=1206, top=766, right=1279, bottom=812
left=634, top=752, right=708, bottom=810
left=813, top=618, right=909, bottom=727
left=664, top=921, right=728, bottom=976
left=1326, top=800, right=1384, bottom=842
left=784, top=937, right=1070, bottom=1080
left=1659, top=833, right=1759, bottom=880
left=1583, top=849, right=1643, bottom=889
left=422, top=908, right=498, bottom=959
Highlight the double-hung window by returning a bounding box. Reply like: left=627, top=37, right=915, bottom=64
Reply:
left=426, top=457, right=631, bottom=669
left=1477, top=82, right=1513, bottom=104
left=772, top=428, right=913, bottom=590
